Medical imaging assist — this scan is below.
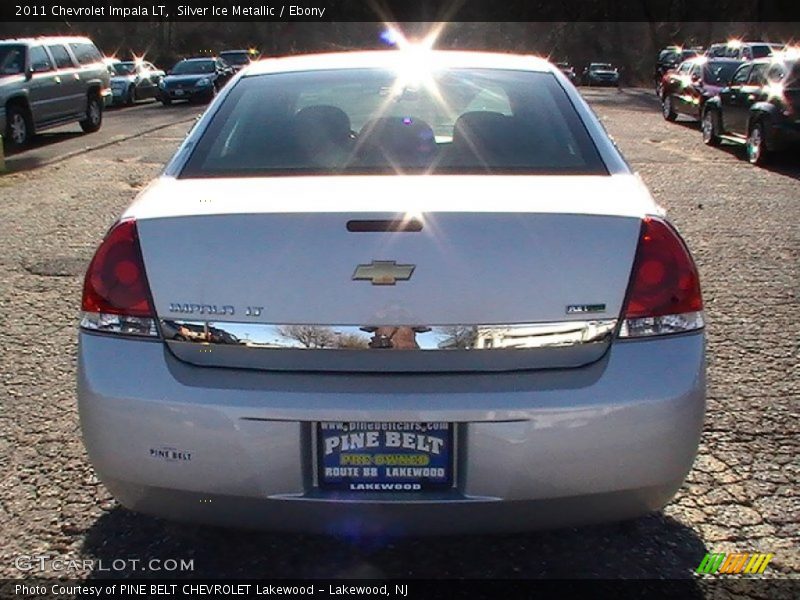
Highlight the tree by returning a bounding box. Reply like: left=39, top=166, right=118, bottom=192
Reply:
left=277, top=325, right=336, bottom=348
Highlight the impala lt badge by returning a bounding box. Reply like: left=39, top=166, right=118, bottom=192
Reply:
left=353, top=261, right=415, bottom=285
left=566, top=304, right=606, bottom=314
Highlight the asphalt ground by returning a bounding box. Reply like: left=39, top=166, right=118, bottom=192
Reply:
left=0, top=88, right=797, bottom=591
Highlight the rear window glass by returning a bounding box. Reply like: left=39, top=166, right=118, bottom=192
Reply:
left=68, top=42, right=102, bottom=65
left=220, top=52, right=251, bottom=65
left=703, top=62, right=740, bottom=85
left=181, top=68, right=607, bottom=178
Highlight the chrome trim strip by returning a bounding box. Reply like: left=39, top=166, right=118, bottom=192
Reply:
left=159, top=319, right=617, bottom=350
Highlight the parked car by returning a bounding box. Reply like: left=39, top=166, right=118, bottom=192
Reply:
left=103, top=56, right=120, bottom=78
left=109, top=60, right=165, bottom=105
left=582, top=62, right=619, bottom=87
left=157, top=57, right=234, bottom=105
left=655, top=46, right=701, bottom=96
left=705, top=41, right=784, bottom=61
left=219, top=49, right=260, bottom=73
left=661, top=57, right=743, bottom=122
left=0, top=36, right=110, bottom=148
left=555, top=61, right=577, bottom=84
left=701, top=54, right=800, bottom=165
left=78, top=51, right=705, bottom=534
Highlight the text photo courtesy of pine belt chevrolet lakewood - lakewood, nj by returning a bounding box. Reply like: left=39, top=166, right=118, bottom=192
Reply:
left=0, top=2, right=799, bottom=597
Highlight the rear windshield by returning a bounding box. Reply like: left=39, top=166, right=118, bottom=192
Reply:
left=113, top=62, right=137, bottom=75
left=220, top=52, right=251, bottom=65
left=704, top=62, right=741, bottom=85
left=180, top=68, right=606, bottom=177
left=0, top=44, right=25, bottom=76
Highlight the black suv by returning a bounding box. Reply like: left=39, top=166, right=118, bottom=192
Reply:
left=701, top=56, right=800, bottom=165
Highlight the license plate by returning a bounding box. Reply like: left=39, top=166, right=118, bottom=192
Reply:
left=317, top=422, right=453, bottom=492
left=174, top=89, right=184, bottom=96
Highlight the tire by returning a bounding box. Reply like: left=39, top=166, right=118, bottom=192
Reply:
left=126, top=85, right=136, bottom=105
left=747, top=121, right=771, bottom=166
left=5, top=103, right=33, bottom=148
left=79, top=94, right=103, bottom=133
left=702, top=110, right=721, bottom=146
left=662, top=95, right=677, bottom=122
left=161, top=97, right=172, bottom=106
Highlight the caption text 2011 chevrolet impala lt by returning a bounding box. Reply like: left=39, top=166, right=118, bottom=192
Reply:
left=77, top=50, right=705, bottom=534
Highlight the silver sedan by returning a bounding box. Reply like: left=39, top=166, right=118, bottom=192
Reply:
left=78, top=50, right=705, bottom=534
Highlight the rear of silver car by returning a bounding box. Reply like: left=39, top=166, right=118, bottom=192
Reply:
left=77, top=53, right=705, bottom=534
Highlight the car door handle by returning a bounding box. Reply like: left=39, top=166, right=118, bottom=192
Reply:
left=53, top=76, right=61, bottom=84
left=74, top=73, right=80, bottom=80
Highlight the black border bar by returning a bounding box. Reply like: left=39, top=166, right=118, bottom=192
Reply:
left=2, top=579, right=800, bottom=599
left=3, top=0, right=800, bottom=23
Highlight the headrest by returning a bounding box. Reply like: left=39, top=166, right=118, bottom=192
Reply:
left=294, top=105, right=352, bottom=142
left=357, top=117, right=436, bottom=167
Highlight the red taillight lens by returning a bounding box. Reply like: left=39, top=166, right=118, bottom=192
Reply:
left=80, top=219, right=157, bottom=337
left=619, top=217, right=704, bottom=338
left=82, top=219, right=154, bottom=317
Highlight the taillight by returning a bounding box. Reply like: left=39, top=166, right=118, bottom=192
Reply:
left=618, top=216, right=704, bottom=338
left=80, top=219, right=158, bottom=337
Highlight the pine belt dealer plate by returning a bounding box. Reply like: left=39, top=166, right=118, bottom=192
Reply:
left=317, top=422, right=454, bottom=492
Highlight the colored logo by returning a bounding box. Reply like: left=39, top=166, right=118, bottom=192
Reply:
left=696, top=552, right=773, bottom=575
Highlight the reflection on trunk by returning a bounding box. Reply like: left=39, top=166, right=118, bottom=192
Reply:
left=161, top=320, right=616, bottom=351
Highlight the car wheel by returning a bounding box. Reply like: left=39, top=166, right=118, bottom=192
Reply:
left=161, top=97, right=172, bottom=106
left=126, top=85, right=136, bottom=105
left=747, top=122, right=770, bottom=166
left=702, top=110, right=721, bottom=146
left=79, top=95, right=103, bottom=133
left=655, top=79, right=663, bottom=97
left=662, top=95, right=677, bottom=122
left=5, top=104, right=32, bottom=148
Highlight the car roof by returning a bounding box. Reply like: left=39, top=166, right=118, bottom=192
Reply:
left=244, top=50, right=554, bottom=77
left=180, top=57, right=217, bottom=62
left=685, top=57, right=742, bottom=64
left=220, top=49, right=249, bottom=53
left=0, top=36, right=94, bottom=45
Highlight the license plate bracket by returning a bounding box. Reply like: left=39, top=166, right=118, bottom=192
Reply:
left=317, top=422, right=454, bottom=492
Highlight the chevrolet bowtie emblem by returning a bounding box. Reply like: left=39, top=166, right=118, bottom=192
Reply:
left=352, top=261, right=415, bottom=285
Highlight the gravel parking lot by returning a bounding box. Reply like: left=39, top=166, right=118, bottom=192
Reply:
left=0, top=89, right=797, bottom=586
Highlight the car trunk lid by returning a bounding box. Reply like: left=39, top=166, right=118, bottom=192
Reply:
left=132, top=175, right=654, bottom=372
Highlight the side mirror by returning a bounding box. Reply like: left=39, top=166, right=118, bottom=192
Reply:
left=25, top=67, right=33, bottom=80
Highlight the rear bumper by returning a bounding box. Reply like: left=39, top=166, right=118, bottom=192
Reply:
left=77, top=331, right=705, bottom=534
